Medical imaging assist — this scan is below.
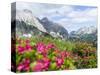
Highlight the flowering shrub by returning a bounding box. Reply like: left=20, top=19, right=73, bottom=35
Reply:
left=11, top=37, right=97, bottom=72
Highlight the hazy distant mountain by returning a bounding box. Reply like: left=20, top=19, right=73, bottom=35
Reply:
left=70, top=26, right=97, bottom=36
left=76, top=26, right=97, bottom=35
left=69, top=26, right=97, bottom=44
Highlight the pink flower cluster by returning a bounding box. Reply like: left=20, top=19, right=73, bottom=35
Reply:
left=15, top=39, right=72, bottom=72
left=17, top=44, right=32, bottom=54
left=33, top=57, right=50, bottom=71
left=36, top=42, right=55, bottom=54
left=17, top=58, right=30, bottom=72
left=56, top=57, right=64, bottom=68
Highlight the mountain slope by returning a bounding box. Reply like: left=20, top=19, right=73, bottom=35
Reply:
left=12, top=9, right=47, bottom=33
left=39, top=17, right=69, bottom=40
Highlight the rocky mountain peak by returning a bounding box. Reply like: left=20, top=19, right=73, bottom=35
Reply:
left=41, top=17, right=49, bottom=22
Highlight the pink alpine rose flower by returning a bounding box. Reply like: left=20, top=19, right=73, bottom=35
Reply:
left=36, top=42, right=46, bottom=53
left=33, top=62, right=43, bottom=71
left=43, top=57, right=50, bottom=70
left=46, top=43, right=55, bottom=50
left=17, top=45, right=25, bottom=54
left=25, top=44, right=32, bottom=51
left=56, top=57, right=64, bottom=68
left=17, top=58, right=30, bottom=72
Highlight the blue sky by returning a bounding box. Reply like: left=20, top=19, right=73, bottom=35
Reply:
left=16, top=2, right=98, bottom=32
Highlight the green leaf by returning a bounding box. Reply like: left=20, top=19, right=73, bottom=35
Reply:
left=50, top=62, right=57, bottom=70
left=31, top=42, right=36, bottom=46
left=30, top=61, right=37, bottom=69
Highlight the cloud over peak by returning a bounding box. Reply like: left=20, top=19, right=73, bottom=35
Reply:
left=16, top=2, right=97, bottom=32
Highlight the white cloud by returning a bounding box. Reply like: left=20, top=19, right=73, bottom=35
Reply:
left=39, top=5, right=97, bottom=24
left=67, top=8, right=97, bottom=23
left=87, top=8, right=98, bottom=17
left=16, top=2, right=97, bottom=32
left=58, top=6, right=73, bottom=15
left=37, top=5, right=73, bottom=19
left=52, top=6, right=97, bottom=32
left=71, top=18, right=91, bottom=23
left=57, top=18, right=70, bottom=25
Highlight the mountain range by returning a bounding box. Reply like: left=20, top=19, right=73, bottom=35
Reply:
left=11, top=9, right=69, bottom=40
left=11, top=9, right=97, bottom=42
left=69, top=26, right=97, bottom=44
